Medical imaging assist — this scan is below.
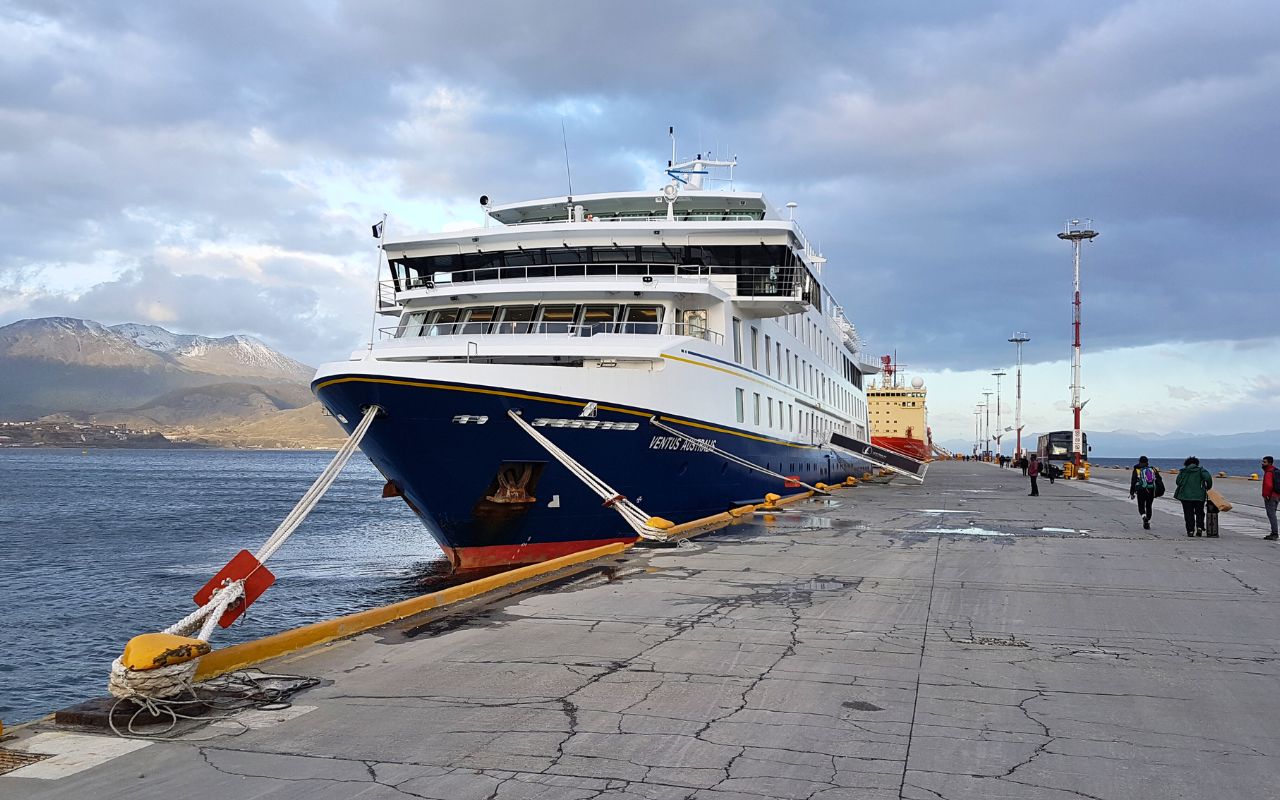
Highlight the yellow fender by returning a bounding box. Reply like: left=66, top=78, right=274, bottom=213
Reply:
left=646, top=516, right=675, bottom=530
left=121, top=633, right=212, bottom=671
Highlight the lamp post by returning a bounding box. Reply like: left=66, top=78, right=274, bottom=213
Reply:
left=1057, top=220, right=1099, bottom=467
left=1008, top=332, right=1030, bottom=457
left=981, top=390, right=993, bottom=460
left=991, top=370, right=1006, bottom=459
left=973, top=408, right=982, bottom=457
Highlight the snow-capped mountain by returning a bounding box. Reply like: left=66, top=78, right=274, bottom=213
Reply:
left=109, top=323, right=312, bottom=381
left=0, top=317, right=316, bottom=418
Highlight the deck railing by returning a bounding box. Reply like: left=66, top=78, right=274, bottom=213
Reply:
left=381, top=263, right=801, bottom=301
left=378, top=320, right=723, bottom=345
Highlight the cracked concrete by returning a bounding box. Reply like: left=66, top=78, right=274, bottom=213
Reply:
left=5, top=461, right=1280, bottom=799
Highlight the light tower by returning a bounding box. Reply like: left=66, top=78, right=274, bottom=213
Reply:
left=973, top=408, right=983, bottom=457
left=991, top=370, right=1007, bottom=458
left=981, top=390, right=993, bottom=459
left=1057, top=220, right=1099, bottom=467
left=1008, top=333, right=1030, bottom=457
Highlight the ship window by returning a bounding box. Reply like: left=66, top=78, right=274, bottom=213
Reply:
left=546, top=247, right=589, bottom=264
left=425, top=307, right=462, bottom=336
left=764, top=336, right=772, bottom=374
left=750, top=327, right=759, bottom=370
left=735, top=388, right=744, bottom=423
left=753, top=393, right=761, bottom=425
left=732, top=318, right=743, bottom=363
left=400, top=311, right=428, bottom=338
left=623, top=305, right=663, bottom=334
left=460, top=306, right=497, bottom=334
left=536, top=305, right=577, bottom=333
left=493, top=306, right=537, bottom=334
left=579, top=305, right=619, bottom=335
left=767, top=398, right=774, bottom=428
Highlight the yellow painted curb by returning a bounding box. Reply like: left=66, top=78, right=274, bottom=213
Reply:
left=772, top=490, right=816, bottom=508
left=194, top=541, right=631, bottom=680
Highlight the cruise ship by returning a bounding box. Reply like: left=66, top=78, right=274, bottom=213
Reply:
left=313, top=152, right=886, bottom=570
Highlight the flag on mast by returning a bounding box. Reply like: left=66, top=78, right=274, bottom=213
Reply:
left=371, top=220, right=384, bottom=239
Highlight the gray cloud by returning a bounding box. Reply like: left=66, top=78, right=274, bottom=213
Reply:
left=2, top=0, right=1278, bottom=372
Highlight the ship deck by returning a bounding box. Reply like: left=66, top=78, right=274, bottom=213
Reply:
left=5, top=460, right=1280, bottom=799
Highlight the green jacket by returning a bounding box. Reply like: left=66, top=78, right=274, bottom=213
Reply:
left=1174, top=466, right=1212, bottom=501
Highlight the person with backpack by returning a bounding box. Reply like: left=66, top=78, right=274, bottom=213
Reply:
left=1027, top=454, right=1041, bottom=496
left=1174, top=456, right=1213, bottom=537
left=1128, top=455, right=1164, bottom=530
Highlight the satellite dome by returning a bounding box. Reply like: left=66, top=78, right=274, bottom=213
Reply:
left=910, top=377, right=925, bottom=389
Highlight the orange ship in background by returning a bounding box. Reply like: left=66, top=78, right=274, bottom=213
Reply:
left=868, top=354, right=932, bottom=462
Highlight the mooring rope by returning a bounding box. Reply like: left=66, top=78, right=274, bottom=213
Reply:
left=648, top=416, right=829, bottom=495
left=507, top=410, right=668, bottom=541
left=108, top=405, right=382, bottom=705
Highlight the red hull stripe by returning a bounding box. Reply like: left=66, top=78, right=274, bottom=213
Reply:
left=452, top=537, right=636, bottom=570
left=871, top=436, right=930, bottom=461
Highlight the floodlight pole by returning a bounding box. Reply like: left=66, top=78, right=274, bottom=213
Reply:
left=1057, top=221, right=1099, bottom=467
left=991, top=370, right=1006, bottom=458
left=981, top=390, right=993, bottom=459
left=1008, top=332, right=1030, bottom=457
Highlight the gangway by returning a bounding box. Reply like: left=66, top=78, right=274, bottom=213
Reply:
left=827, top=431, right=928, bottom=483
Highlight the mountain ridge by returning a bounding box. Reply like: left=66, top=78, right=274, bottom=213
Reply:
left=0, top=316, right=343, bottom=447
left=938, top=429, right=1280, bottom=458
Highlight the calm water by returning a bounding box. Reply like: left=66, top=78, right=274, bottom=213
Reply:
left=1088, top=457, right=1263, bottom=477
left=0, top=449, right=447, bottom=724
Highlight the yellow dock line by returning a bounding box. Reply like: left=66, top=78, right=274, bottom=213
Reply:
left=192, top=482, right=861, bottom=680
left=194, top=541, right=630, bottom=680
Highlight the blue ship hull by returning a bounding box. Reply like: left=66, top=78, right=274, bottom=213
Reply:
left=313, top=373, right=861, bottom=569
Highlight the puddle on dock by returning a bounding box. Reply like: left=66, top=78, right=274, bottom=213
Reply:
left=757, top=512, right=834, bottom=529
left=1038, top=527, right=1092, bottom=534
left=919, top=526, right=1014, bottom=537
left=915, top=509, right=969, bottom=514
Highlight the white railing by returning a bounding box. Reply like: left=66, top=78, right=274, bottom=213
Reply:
left=381, top=263, right=802, bottom=301
left=495, top=213, right=763, bottom=226
left=379, top=320, right=724, bottom=345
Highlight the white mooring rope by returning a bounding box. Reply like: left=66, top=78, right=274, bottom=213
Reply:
left=108, top=405, right=382, bottom=703
left=506, top=410, right=668, bottom=541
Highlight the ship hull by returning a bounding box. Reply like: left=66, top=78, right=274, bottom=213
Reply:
left=314, top=373, right=861, bottom=570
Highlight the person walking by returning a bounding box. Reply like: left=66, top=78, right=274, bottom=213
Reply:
left=1128, top=456, right=1162, bottom=530
left=1027, top=454, right=1041, bottom=496
left=1262, top=455, right=1279, bottom=541
left=1019, top=456, right=1028, bottom=476
left=1174, top=456, right=1213, bottom=537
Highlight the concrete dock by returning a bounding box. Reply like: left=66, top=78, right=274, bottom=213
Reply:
left=4, top=460, right=1280, bottom=799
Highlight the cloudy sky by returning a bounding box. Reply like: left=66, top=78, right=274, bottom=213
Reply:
left=3, top=1, right=1277, bottom=442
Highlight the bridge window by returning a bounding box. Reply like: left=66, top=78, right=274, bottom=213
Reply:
left=736, top=388, right=744, bottom=423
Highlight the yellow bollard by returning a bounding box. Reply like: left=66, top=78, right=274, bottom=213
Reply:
left=1080, top=462, right=1090, bottom=480
left=1063, top=462, right=1076, bottom=479
left=1250, top=473, right=1260, bottom=481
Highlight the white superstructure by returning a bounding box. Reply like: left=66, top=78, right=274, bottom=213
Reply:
left=337, top=158, right=873, bottom=445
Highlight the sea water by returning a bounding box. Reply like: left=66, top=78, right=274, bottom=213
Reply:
left=0, top=449, right=446, bottom=724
